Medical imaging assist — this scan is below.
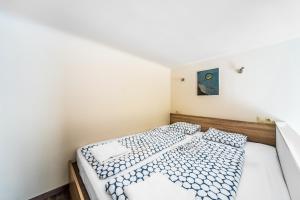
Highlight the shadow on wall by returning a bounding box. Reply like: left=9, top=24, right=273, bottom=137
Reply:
left=172, top=93, right=277, bottom=124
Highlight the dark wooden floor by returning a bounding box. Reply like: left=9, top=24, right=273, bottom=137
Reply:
left=46, top=190, right=70, bottom=200
left=30, top=184, right=70, bottom=200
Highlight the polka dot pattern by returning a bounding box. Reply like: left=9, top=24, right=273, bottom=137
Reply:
left=169, top=122, right=201, bottom=135
left=81, top=127, right=186, bottom=179
left=106, top=136, right=245, bottom=200
left=203, top=128, right=247, bottom=148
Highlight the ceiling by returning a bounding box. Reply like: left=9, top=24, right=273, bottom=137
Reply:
left=1, top=0, right=300, bottom=67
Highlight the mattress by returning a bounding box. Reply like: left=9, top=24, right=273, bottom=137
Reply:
left=77, top=133, right=290, bottom=200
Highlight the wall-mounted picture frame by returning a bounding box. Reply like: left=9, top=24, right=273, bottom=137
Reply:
left=197, top=68, right=219, bottom=95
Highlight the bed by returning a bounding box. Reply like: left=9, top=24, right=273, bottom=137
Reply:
left=69, top=113, right=294, bottom=200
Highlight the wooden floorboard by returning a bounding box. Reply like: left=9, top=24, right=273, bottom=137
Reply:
left=46, top=190, right=70, bottom=200
left=29, top=184, right=70, bottom=200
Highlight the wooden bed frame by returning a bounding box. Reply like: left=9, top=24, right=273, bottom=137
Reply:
left=69, top=161, right=90, bottom=200
left=69, top=113, right=276, bottom=200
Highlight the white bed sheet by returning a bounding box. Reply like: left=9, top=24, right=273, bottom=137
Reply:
left=236, top=142, right=290, bottom=200
left=77, top=134, right=290, bottom=200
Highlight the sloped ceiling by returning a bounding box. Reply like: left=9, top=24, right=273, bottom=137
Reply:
left=1, top=0, right=300, bottom=67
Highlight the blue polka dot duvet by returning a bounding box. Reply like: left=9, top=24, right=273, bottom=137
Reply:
left=105, top=136, right=245, bottom=200
left=81, top=127, right=186, bottom=179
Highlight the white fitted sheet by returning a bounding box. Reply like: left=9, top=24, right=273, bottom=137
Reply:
left=77, top=135, right=290, bottom=200
left=236, top=142, right=290, bottom=200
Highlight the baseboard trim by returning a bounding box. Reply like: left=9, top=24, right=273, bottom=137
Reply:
left=29, top=184, right=69, bottom=200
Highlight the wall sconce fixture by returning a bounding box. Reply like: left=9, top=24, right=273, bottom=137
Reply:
left=238, top=67, right=245, bottom=74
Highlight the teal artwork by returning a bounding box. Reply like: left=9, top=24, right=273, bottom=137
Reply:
left=197, top=68, right=219, bottom=95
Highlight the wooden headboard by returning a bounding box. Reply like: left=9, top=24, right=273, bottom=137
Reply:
left=170, top=113, right=276, bottom=146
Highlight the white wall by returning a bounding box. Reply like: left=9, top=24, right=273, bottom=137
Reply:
left=0, top=13, right=170, bottom=200
left=172, top=38, right=300, bottom=133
